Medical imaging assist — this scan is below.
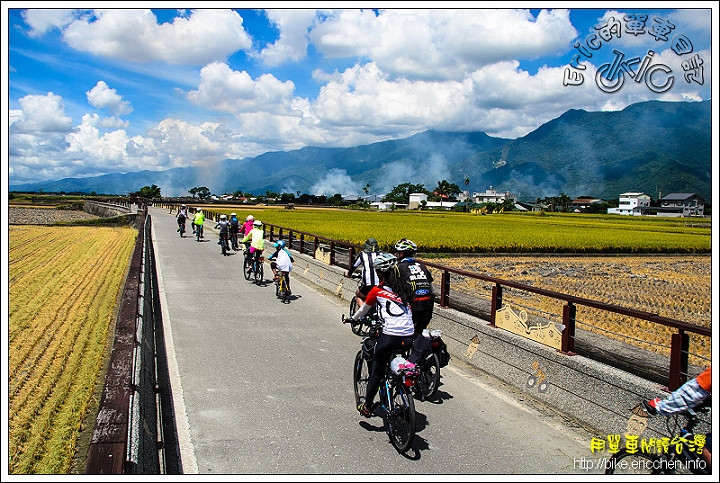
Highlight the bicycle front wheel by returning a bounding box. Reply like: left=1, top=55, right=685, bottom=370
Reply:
left=385, top=380, right=416, bottom=453
left=604, top=450, right=664, bottom=474
left=353, top=350, right=369, bottom=408
left=417, top=352, right=441, bottom=401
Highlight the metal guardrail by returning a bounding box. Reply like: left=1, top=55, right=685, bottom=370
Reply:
left=258, top=222, right=710, bottom=391
left=86, top=207, right=180, bottom=474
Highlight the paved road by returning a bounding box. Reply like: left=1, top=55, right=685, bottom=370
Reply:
left=150, top=207, right=605, bottom=476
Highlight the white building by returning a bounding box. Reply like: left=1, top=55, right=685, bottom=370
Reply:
left=460, top=186, right=517, bottom=204
left=607, top=192, right=652, bottom=216
left=407, top=192, right=456, bottom=210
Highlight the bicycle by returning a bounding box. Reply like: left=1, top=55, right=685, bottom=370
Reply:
left=219, top=233, right=229, bottom=256
left=351, top=319, right=418, bottom=454
left=604, top=401, right=711, bottom=475
left=275, top=271, right=290, bottom=303
left=244, top=250, right=264, bottom=284
left=412, top=334, right=441, bottom=401
left=178, top=219, right=186, bottom=237
left=195, top=224, right=203, bottom=242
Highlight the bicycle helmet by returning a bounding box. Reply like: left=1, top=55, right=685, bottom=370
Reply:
left=374, top=252, right=397, bottom=272
left=231, top=212, right=237, bottom=217
left=275, top=240, right=286, bottom=248
left=198, top=208, right=202, bottom=212
left=394, top=238, right=417, bottom=254
left=253, top=220, right=262, bottom=226
left=220, top=214, right=227, bottom=220
left=246, top=215, right=254, bottom=222
left=363, top=238, right=379, bottom=253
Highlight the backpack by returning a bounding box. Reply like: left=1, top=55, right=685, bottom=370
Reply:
left=436, top=339, right=451, bottom=367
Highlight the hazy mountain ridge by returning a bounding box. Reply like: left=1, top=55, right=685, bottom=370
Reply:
left=10, top=100, right=711, bottom=203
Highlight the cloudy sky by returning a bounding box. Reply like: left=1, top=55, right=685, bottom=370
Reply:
left=4, top=4, right=716, bottom=192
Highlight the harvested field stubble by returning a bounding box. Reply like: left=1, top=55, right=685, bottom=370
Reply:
left=8, top=225, right=137, bottom=474
left=432, top=255, right=711, bottom=365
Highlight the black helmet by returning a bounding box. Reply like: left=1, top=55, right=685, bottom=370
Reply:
left=363, top=238, right=379, bottom=253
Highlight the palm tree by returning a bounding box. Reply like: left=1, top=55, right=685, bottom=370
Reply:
left=434, top=179, right=461, bottom=209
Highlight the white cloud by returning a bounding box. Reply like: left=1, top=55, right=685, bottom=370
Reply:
left=61, top=9, right=253, bottom=64
left=10, top=92, right=73, bottom=134
left=259, top=9, right=318, bottom=66
left=310, top=9, right=578, bottom=80
left=86, top=81, right=133, bottom=116
left=187, top=62, right=296, bottom=113
left=21, top=9, right=76, bottom=37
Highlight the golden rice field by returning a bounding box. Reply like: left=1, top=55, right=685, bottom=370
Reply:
left=8, top=225, right=137, bottom=474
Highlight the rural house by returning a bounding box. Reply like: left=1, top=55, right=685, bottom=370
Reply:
left=655, top=193, right=705, bottom=217
left=607, top=192, right=652, bottom=216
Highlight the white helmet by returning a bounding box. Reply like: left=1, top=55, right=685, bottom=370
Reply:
left=246, top=215, right=254, bottom=222
left=253, top=220, right=262, bottom=226
left=220, top=214, right=227, bottom=220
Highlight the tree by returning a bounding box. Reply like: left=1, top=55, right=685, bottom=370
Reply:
left=558, top=193, right=572, bottom=212
left=363, top=183, right=370, bottom=196
left=189, top=186, right=211, bottom=199
left=383, top=183, right=428, bottom=204
left=433, top=179, right=462, bottom=208
left=136, top=184, right=161, bottom=199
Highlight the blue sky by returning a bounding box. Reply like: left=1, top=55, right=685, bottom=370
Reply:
left=4, top=4, right=717, bottom=194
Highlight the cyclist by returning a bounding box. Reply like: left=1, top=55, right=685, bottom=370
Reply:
left=346, top=252, right=415, bottom=418
left=394, top=238, right=435, bottom=336
left=644, top=366, right=711, bottom=465
left=215, top=214, right=230, bottom=250
left=346, top=238, right=380, bottom=311
left=394, top=238, right=436, bottom=364
left=229, top=212, right=241, bottom=250
left=268, top=240, right=294, bottom=295
left=192, top=208, right=205, bottom=238
left=176, top=204, right=188, bottom=232
left=241, top=219, right=266, bottom=266
left=241, top=215, right=255, bottom=250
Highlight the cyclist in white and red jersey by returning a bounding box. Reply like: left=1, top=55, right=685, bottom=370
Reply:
left=347, top=252, right=415, bottom=417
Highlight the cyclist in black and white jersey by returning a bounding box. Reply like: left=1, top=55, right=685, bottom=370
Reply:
left=346, top=237, right=380, bottom=310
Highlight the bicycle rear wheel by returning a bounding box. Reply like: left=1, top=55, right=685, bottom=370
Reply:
left=254, top=260, right=264, bottom=283
left=416, top=352, right=441, bottom=401
left=604, top=450, right=664, bottom=474
left=353, top=350, right=370, bottom=408
left=384, top=379, right=416, bottom=454
left=281, top=274, right=290, bottom=302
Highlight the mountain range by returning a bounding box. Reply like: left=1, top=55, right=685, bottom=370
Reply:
left=9, top=99, right=712, bottom=203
